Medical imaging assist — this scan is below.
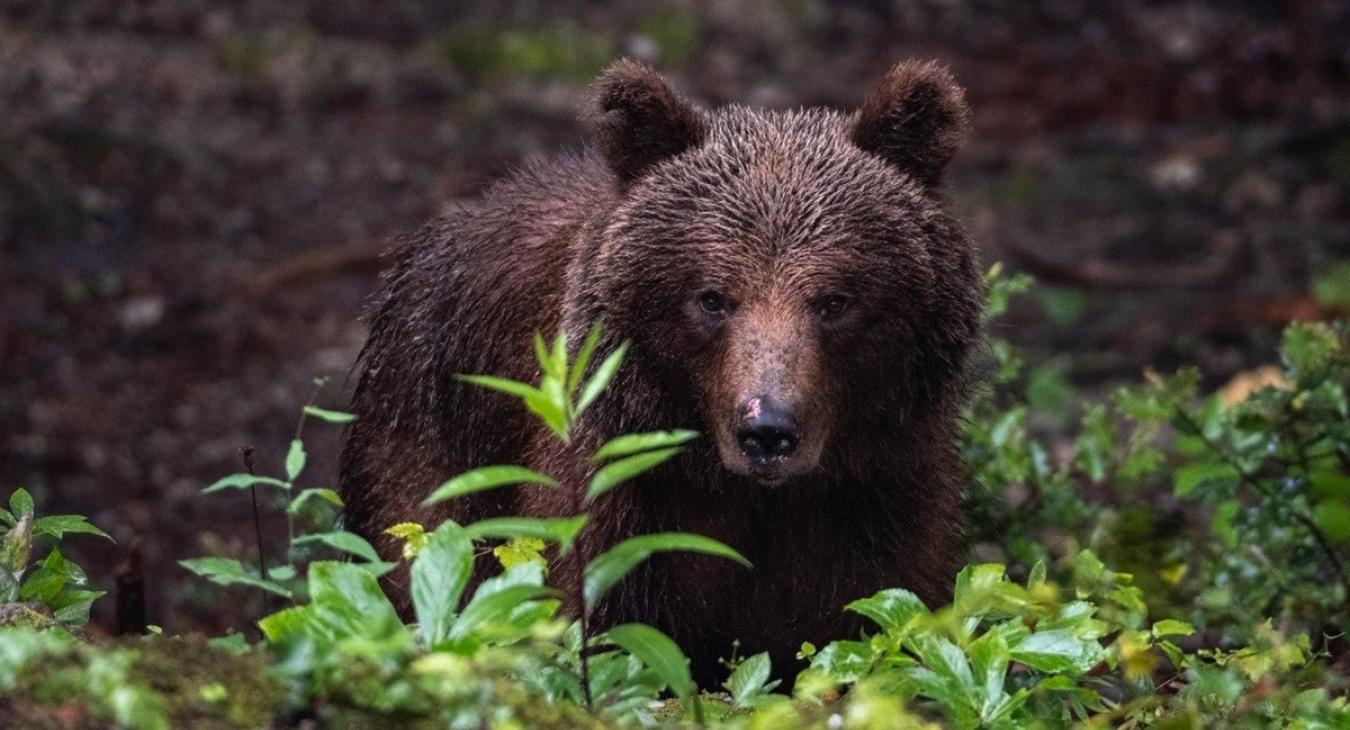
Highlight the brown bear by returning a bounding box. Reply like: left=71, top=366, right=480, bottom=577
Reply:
left=339, top=59, right=983, bottom=686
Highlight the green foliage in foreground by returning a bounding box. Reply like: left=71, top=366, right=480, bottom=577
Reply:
left=1, top=487, right=110, bottom=625
left=2, top=266, right=1348, bottom=728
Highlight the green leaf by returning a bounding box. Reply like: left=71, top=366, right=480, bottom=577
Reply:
left=1027, top=560, right=1047, bottom=589
left=207, top=632, right=250, bottom=654
left=302, top=406, right=356, bottom=424
left=444, top=564, right=554, bottom=650
left=307, top=561, right=403, bottom=640
left=2, top=512, right=33, bottom=576
left=50, top=588, right=104, bottom=625
left=1313, top=499, right=1350, bottom=543
left=524, top=389, right=570, bottom=441
left=9, top=489, right=34, bottom=518
left=576, top=341, right=629, bottom=416
left=202, top=473, right=290, bottom=494
left=1312, top=260, right=1350, bottom=307
left=258, top=606, right=314, bottom=644
left=725, top=652, right=774, bottom=707
left=463, top=515, right=588, bottom=553
left=533, top=332, right=557, bottom=380
left=411, top=522, right=474, bottom=646
left=808, top=640, right=873, bottom=683
left=586, top=447, right=682, bottom=502
left=179, top=557, right=292, bottom=598
left=1173, top=462, right=1240, bottom=497
left=424, top=465, right=558, bottom=506
left=1010, top=629, right=1104, bottom=674
left=593, top=430, right=700, bottom=461
left=20, top=549, right=75, bottom=603
left=447, top=584, right=556, bottom=648
left=1282, top=322, right=1338, bottom=375
left=606, top=623, right=694, bottom=698
left=457, top=374, right=541, bottom=400
left=286, top=488, right=344, bottom=515
left=568, top=320, right=604, bottom=396
left=585, top=533, right=750, bottom=610
left=293, top=531, right=384, bottom=563
left=285, top=439, right=306, bottom=482
left=846, top=588, right=928, bottom=633
left=1309, top=470, right=1350, bottom=500
left=969, top=630, right=1013, bottom=721
left=31, top=515, right=112, bottom=541
left=912, top=633, right=977, bottom=693
left=1151, top=619, right=1196, bottom=638
left=550, top=330, right=568, bottom=382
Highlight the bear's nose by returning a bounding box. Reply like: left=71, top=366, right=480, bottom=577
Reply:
left=736, top=396, right=800, bottom=462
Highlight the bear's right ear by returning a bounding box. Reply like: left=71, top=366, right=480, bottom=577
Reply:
left=851, top=60, right=970, bottom=188
left=588, top=59, right=706, bottom=189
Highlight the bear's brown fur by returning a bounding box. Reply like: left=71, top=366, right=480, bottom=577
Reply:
left=339, top=59, right=983, bottom=685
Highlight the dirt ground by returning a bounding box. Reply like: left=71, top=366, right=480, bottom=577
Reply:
left=2, top=1, right=1348, bottom=634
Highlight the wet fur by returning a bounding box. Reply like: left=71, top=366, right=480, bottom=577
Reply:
left=340, top=60, right=983, bottom=685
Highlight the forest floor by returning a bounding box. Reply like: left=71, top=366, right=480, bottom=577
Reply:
left=1, top=0, right=1348, bottom=635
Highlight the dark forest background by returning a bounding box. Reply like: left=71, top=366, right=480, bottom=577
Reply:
left=2, top=0, right=1348, bottom=635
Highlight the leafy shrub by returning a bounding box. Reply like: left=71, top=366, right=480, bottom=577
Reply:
left=0, top=487, right=110, bottom=625
left=3, top=265, right=1347, bottom=727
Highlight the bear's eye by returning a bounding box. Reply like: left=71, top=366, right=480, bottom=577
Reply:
left=815, top=293, right=852, bottom=321
left=696, top=289, right=730, bottom=317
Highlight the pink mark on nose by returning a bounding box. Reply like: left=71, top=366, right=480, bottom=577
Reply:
left=744, top=397, right=762, bottom=420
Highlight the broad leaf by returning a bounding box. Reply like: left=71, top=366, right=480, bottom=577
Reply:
left=726, top=651, right=775, bottom=707
left=606, top=623, right=694, bottom=698
left=809, top=640, right=876, bottom=685
left=308, top=561, right=402, bottom=640
left=9, top=489, right=34, bottom=518
left=411, top=522, right=474, bottom=646
left=258, top=606, right=314, bottom=644
left=31, top=515, right=112, bottom=541
left=445, top=562, right=555, bottom=650
left=285, top=439, right=306, bottom=482
left=968, top=629, right=1012, bottom=721
left=1173, top=462, right=1240, bottom=497
left=584, top=533, right=750, bottom=610
left=846, top=588, right=928, bottom=633
left=425, top=465, right=558, bottom=506
left=1010, top=629, right=1104, bottom=674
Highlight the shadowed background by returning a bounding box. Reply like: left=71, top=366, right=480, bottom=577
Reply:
left=1, top=0, right=1348, bottom=634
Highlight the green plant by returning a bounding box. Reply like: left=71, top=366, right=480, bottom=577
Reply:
left=8, top=266, right=1348, bottom=728
left=179, top=377, right=385, bottom=605
left=1, top=487, right=110, bottom=625
left=251, top=322, right=749, bottom=724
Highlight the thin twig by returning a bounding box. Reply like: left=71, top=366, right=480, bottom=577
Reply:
left=242, top=446, right=272, bottom=611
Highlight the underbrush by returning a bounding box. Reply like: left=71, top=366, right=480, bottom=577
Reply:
left=2, top=267, right=1347, bottom=728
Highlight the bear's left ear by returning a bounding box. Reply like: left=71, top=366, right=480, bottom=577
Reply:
left=588, top=59, right=707, bottom=189
left=851, top=61, right=970, bottom=188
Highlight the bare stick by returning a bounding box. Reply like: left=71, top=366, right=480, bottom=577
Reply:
left=242, top=446, right=272, bottom=611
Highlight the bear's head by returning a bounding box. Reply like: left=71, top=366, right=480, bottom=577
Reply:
left=583, top=60, right=983, bottom=486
